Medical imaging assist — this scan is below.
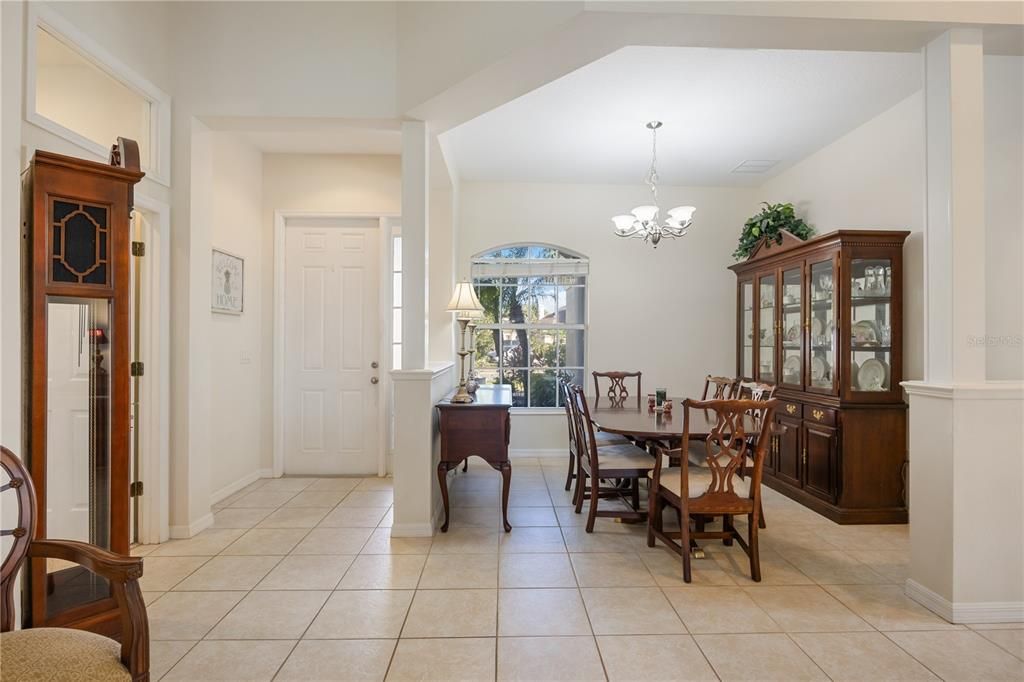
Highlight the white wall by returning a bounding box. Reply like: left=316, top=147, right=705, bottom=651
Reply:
left=758, top=91, right=927, bottom=382
left=984, top=56, right=1024, bottom=381
left=261, top=154, right=402, bottom=470
left=208, top=133, right=264, bottom=499
left=458, top=182, right=757, bottom=450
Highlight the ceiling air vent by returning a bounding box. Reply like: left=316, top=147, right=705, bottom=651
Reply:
left=731, top=159, right=780, bottom=174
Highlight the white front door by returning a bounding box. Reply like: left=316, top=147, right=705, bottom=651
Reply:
left=283, top=225, right=381, bottom=475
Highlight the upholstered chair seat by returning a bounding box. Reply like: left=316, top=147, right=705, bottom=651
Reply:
left=596, top=443, right=654, bottom=471
left=0, top=628, right=131, bottom=681
left=650, top=466, right=751, bottom=498
left=595, top=430, right=630, bottom=446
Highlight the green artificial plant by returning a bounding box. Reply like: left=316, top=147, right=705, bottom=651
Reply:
left=733, top=202, right=815, bottom=261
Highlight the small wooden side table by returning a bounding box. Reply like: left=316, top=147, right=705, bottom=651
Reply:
left=436, top=384, right=513, bottom=532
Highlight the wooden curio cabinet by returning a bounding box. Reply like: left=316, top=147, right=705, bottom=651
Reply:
left=730, top=230, right=910, bottom=524
left=21, top=147, right=143, bottom=635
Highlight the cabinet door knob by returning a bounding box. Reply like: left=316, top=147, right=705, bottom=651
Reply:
left=370, top=377, right=379, bottom=385
left=371, top=361, right=379, bottom=369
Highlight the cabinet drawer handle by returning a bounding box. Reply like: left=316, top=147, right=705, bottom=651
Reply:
left=812, top=409, right=824, bottom=421
left=786, top=404, right=797, bottom=415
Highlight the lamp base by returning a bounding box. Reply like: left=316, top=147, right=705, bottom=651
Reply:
left=450, top=384, right=474, bottom=403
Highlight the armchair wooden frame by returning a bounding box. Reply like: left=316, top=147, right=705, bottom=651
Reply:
left=1, top=446, right=150, bottom=681
left=592, top=370, right=642, bottom=409
left=647, top=399, right=777, bottom=583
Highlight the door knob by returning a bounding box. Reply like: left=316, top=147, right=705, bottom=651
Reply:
left=371, top=361, right=379, bottom=369
left=370, top=377, right=379, bottom=385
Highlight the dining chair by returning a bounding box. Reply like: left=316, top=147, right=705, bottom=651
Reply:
left=737, top=380, right=777, bottom=402
left=700, top=375, right=740, bottom=400
left=647, top=398, right=778, bottom=582
left=592, top=370, right=642, bottom=409
left=570, top=385, right=654, bottom=532
left=560, top=379, right=629, bottom=492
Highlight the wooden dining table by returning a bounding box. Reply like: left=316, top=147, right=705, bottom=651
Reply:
left=590, top=399, right=766, bottom=443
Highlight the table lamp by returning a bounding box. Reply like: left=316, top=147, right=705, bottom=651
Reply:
left=446, top=280, right=484, bottom=403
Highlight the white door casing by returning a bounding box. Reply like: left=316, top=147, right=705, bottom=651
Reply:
left=283, top=224, right=381, bottom=475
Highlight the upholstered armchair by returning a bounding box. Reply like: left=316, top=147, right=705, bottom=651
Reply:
left=1, top=446, right=150, bottom=681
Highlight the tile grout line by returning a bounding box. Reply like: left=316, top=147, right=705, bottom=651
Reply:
left=159, top=477, right=336, bottom=679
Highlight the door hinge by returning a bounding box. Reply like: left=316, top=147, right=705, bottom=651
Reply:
left=132, top=241, right=146, bottom=257
left=129, top=481, right=144, bottom=497
left=130, top=361, right=145, bottom=377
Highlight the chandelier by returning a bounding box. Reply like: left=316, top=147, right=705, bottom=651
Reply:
left=611, top=121, right=695, bottom=248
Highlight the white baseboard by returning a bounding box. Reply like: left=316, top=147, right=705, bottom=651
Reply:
left=510, top=448, right=565, bottom=459
left=169, top=512, right=214, bottom=539
left=906, top=579, right=1024, bottom=623
left=210, top=468, right=274, bottom=505
left=391, top=501, right=445, bottom=538
left=390, top=522, right=435, bottom=537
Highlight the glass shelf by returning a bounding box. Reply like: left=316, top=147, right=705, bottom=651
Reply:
left=850, top=258, right=893, bottom=393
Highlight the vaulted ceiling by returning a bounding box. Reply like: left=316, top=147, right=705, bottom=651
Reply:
left=444, top=46, right=921, bottom=186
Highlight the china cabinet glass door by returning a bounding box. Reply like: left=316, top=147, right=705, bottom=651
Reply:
left=740, top=280, right=754, bottom=379
left=780, top=267, right=803, bottom=388
left=809, top=258, right=837, bottom=393
left=757, top=274, right=777, bottom=383
left=849, top=257, right=894, bottom=394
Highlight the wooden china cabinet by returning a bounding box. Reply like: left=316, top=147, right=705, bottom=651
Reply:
left=730, top=229, right=910, bottom=524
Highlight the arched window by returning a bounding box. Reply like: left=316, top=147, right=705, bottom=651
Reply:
left=471, top=244, right=588, bottom=408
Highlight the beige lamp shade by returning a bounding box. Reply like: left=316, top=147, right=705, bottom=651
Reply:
left=446, top=280, right=484, bottom=317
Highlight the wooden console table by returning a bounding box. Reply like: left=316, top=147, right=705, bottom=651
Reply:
left=436, top=384, right=513, bottom=532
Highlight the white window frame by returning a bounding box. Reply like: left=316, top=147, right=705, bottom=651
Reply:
left=25, top=5, right=172, bottom=185
left=471, top=243, right=589, bottom=414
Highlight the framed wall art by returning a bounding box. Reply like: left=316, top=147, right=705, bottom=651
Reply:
left=212, top=248, right=244, bottom=314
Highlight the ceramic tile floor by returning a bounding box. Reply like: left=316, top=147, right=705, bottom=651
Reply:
left=135, top=458, right=1024, bottom=681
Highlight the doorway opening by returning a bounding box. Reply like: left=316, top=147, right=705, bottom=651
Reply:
left=128, top=196, right=170, bottom=545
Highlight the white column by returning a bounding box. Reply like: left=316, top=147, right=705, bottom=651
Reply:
left=392, top=121, right=454, bottom=536
left=904, top=29, right=1024, bottom=624
left=923, top=29, right=986, bottom=383
left=401, top=121, right=429, bottom=371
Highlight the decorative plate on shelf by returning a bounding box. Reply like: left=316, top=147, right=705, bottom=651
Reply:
left=852, top=320, right=880, bottom=345
left=857, top=358, right=889, bottom=391
left=826, top=319, right=836, bottom=340
left=783, top=355, right=801, bottom=379
left=811, top=356, right=830, bottom=382
left=786, top=325, right=800, bottom=343
left=851, top=360, right=860, bottom=386
left=811, top=317, right=823, bottom=337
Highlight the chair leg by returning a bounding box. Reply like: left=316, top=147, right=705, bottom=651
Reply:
left=680, top=511, right=692, bottom=583
left=647, top=490, right=659, bottom=547
left=631, top=478, right=640, bottom=511
left=574, top=470, right=586, bottom=514
left=585, top=475, right=600, bottom=533
left=748, top=513, right=762, bottom=582
left=564, top=449, right=575, bottom=491
left=722, top=514, right=734, bottom=546
left=758, top=499, right=767, bottom=529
